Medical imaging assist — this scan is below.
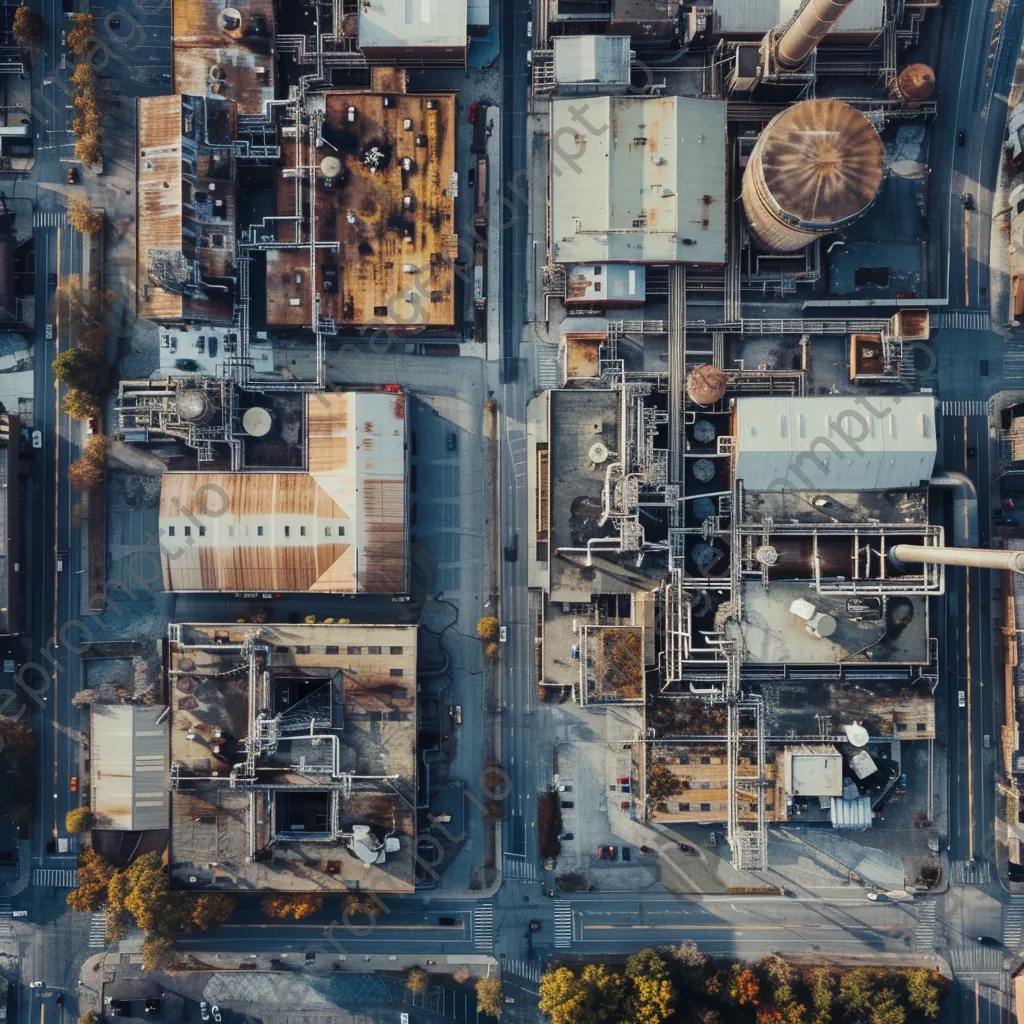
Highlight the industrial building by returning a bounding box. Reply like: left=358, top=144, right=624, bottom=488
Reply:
left=166, top=623, right=418, bottom=893
left=357, top=0, right=469, bottom=64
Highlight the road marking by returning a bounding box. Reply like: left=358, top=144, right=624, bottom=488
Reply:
left=1004, top=894, right=1024, bottom=950
left=952, top=860, right=993, bottom=884
left=472, top=903, right=493, bottom=951
left=89, top=910, right=107, bottom=949
left=502, top=854, right=537, bottom=880
left=913, top=899, right=937, bottom=952
left=504, top=958, right=541, bottom=983
left=554, top=900, right=572, bottom=948
left=33, top=211, right=67, bottom=229
left=32, top=868, right=77, bottom=888
left=940, top=401, right=988, bottom=416
left=583, top=923, right=903, bottom=932
left=932, top=311, right=991, bottom=331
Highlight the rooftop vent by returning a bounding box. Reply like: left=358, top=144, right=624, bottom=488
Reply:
left=217, top=7, right=242, bottom=32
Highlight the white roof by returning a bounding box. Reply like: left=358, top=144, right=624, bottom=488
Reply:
left=713, top=0, right=884, bottom=33
left=549, top=95, right=727, bottom=265
left=553, top=36, right=632, bottom=85
left=784, top=745, right=843, bottom=797
left=90, top=705, right=170, bottom=831
left=733, top=395, right=937, bottom=492
left=358, top=0, right=467, bottom=49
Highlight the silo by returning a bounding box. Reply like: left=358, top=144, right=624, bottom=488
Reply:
left=890, top=64, right=936, bottom=104
left=741, top=99, right=885, bottom=253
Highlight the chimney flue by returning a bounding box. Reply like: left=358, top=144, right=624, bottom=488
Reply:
left=775, top=0, right=857, bottom=69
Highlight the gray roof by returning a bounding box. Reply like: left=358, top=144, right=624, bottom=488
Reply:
left=90, top=705, right=170, bottom=831
left=550, top=96, right=727, bottom=265
left=732, top=395, right=937, bottom=492
left=554, top=36, right=632, bottom=85
left=713, top=0, right=884, bottom=33
left=358, top=0, right=467, bottom=49
left=830, top=795, right=872, bottom=828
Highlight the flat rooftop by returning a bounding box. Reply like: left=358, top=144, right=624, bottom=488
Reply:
left=168, top=623, right=417, bottom=893
left=268, top=89, right=457, bottom=330
left=742, top=487, right=930, bottom=528
left=550, top=96, right=727, bottom=265
left=159, top=391, right=407, bottom=593
left=358, top=0, right=467, bottom=50
left=710, top=0, right=884, bottom=33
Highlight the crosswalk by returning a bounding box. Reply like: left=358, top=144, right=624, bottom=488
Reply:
left=33, top=868, right=77, bottom=888
left=503, top=854, right=537, bottom=880
left=1006, top=341, right=1024, bottom=380
left=913, top=899, right=937, bottom=952
left=949, top=946, right=1005, bottom=975
left=554, top=899, right=573, bottom=949
left=504, top=958, right=541, bottom=983
left=951, top=859, right=993, bottom=884
left=932, top=310, right=991, bottom=331
left=535, top=345, right=560, bottom=391
left=89, top=910, right=107, bottom=948
left=33, top=210, right=66, bottom=229
left=940, top=400, right=989, bottom=417
left=472, top=903, right=493, bottom=951
left=0, top=902, right=11, bottom=920
left=1004, top=894, right=1024, bottom=950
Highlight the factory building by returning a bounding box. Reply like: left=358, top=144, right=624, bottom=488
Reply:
left=166, top=623, right=418, bottom=893
left=686, top=0, right=884, bottom=44
left=137, top=94, right=238, bottom=323
left=544, top=0, right=682, bottom=44
left=549, top=96, right=727, bottom=266
left=357, top=0, right=469, bottom=64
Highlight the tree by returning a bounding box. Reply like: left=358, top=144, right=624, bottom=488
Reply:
left=485, top=642, right=500, bottom=660
left=628, top=976, right=675, bottom=1024
left=477, top=616, right=498, bottom=640
left=476, top=977, right=503, bottom=1019
left=868, top=988, right=905, bottom=1024
left=12, top=6, right=43, bottom=47
left=343, top=893, right=381, bottom=922
left=806, top=966, right=836, bottom=1023
left=75, top=134, right=102, bottom=168
left=539, top=965, right=625, bottom=1024
left=261, top=895, right=323, bottom=921
left=79, top=1014, right=102, bottom=1024
left=67, top=195, right=103, bottom=236
left=188, top=892, right=236, bottom=930
left=730, top=967, right=761, bottom=1008
left=625, top=949, right=670, bottom=983
left=124, top=852, right=180, bottom=937
left=66, top=849, right=114, bottom=912
left=69, top=436, right=108, bottom=493
left=903, top=970, right=946, bottom=1020
left=406, top=967, right=428, bottom=994
left=63, top=388, right=99, bottom=420
left=141, top=936, right=177, bottom=973
left=647, top=765, right=683, bottom=803
left=66, top=13, right=96, bottom=56
left=838, top=970, right=877, bottom=1021
left=65, top=807, right=93, bottom=833
left=52, top=348, right=109, bottom=395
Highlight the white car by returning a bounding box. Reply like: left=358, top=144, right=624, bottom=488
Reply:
left=200, top=1003, right=210, bottom=1022
left=499, top=625, right=507, bottom=643
left=30, top=982, right=44, bottom=990
left=31, top=430, right=41, bottom=449
left=958, top=690, right=966, bottom=709
left=211, top=1007, right=221, bottom=1023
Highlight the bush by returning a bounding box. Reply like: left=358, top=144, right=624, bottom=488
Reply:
left=63, top=388, right=99, bottom=421
left=406, top=967, right=428, bottom=994
left=68, top=435, right=108, bottom=493
left=477, top=616, right=499, bottom=640
left=67, top=195, right=103, bottom=236
left=485, top=642, right=500, bottom=660
left=65, top=807, right=94, bottom=834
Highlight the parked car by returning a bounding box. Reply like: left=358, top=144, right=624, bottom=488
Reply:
left=621, top=847, right=630, bottom=861
left=561, top=801, right=574, bottom=809
left=976, top=935, right=1001, bottom=946
left=617, top=777, right=630, bottom=785
left=67, top=166, right=79, bottom=184
left=867, top=892, right=888, bottom=902
left=605, top=846, right=617, bottom=860
left=437, top=916, right=457, bottom=926
left=211, top=1007, right=221, bottom=1023
left=468, top=103, right=479, bottom=124
left=958, top=131, right=966, bottom=146
left=958, top=690, right=966, bottom=708
left=557, top=832, right=574, bottom=841
left=557, top=784, right=571, bottom=792
left=453, top=705, right=462, bottom=725
left=597, top=847, right=606, bottom=860
left=570, top=644, right=580, bottom=660
left=200, top=1004, right=210, bottom=1022
left=31, top=430, right=42, bottom=449
left=678, top=843, right=695, bottom=854
left=174, top=358, right=199, bottom=372
left=70, top=776, right=78, bottom=793
left=446, top=432, right=457, bottom=452
left=467, top=167, right=476, bottom=188
left=86, top=417, right=98, bottom=435
left=620, top=801, right=630, bottom=809
left=30, top=982, right=44, bottom=990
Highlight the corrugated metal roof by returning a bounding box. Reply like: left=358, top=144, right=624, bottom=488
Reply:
left=713, top=0, right=884, bottom=33
left=553, top=36, right=631, bottom=85
left=830, top=795, right=872, bottom=828
left=159, top=392, right=407, bottom=593
left=90, top=705, right=169, bottom=831
left=733, top=395, right=937, bottom=492
left=358, top=0, right=467, bottom=49
left=549, top=96, right=727, bottom=265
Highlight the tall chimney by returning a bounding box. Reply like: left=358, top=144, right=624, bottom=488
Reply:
left=775, top=0, right=857, bottom=69
left=890, top=544, right=1024, bottom=574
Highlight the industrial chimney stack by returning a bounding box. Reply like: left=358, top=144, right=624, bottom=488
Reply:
left=773, top=0, right=857, bottom=69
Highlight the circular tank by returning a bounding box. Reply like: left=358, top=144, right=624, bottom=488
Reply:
left=686, top=364, right=727, bottom=406
left=320, top=156, right=342, bottom=179
left=589, top=441, right=609, bottom=464
left=893, top=63, right=936, bottom=102
left=177, top=389, right=213, bottom=424
left=691, top=496, right=716, bottom=520
left=741, top=99, right=885, bottom=253
left=692, top=458, right=716, bottom=484
left=243, top=406, right=274, bottom=437
left=692, top=419, right=716, bottom=444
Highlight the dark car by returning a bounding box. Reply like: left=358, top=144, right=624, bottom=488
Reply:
left=958, top=131, right=966, bottom=146
left=174, top=358, right=199, bottom=372
left=679, top=843, right=696, bottom=854
left=323, top=266, right=338, bottom=292
left=561, top=801, right=574, bottom=809
left=446, top=432, right=457, bottom=452
left=558, top=831, right=574, bottom=841
left=976, top=935, right=1001, bottom=946
left=504, top=535, right=518, bottom=561
left=144, top=1000, right=161, bottom=1016
left=438, top=916, right=458, bottom=926
left=621, top=847, right=631, bottom=862
left=47, top=272, right=57, bottom=290
left=467, top=167, right=476, bottom=188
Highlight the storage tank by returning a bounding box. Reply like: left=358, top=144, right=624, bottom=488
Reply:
left=177, top=389, right=213, bottom=424
left=741, top=99, right=885, bottom=253
left=686, top=364, right=728, bottom=406
left=891, top=64, right=936, bottom=104
left=242, top=406, right=274, bottom=437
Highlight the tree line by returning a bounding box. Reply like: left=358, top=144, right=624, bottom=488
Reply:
left=538, top=948, right=949, bottom=1024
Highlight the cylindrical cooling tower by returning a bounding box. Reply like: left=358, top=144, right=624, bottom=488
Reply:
left=741, top=99, right=885, bottom=253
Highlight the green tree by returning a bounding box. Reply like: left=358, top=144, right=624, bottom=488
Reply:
left=903, top=970, right=946, bottom=1020
left=65, top=807, right=93, bottom=833
left=837, top=969, right=877, bottom=1021
left=476, top=977, right=504, bottom=1019
left=52, top=348, right=109, bottom=395
left=868, top=988, right=905, bottom=1024
left=141, top=936, right=176, bottom=973
left=406, top=967, right=428, bottom=994
left=807, top=966, right=836, bottom=1023
left=12, top=6, right=43, bottom=46
left=63, top=388, right=99, bottom=420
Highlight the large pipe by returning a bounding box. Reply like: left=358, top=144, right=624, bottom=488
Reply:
left=775, top=0, right=857, bottom=69
left=928, top=472, right=978, bottom=547
left=890, top=545, right=1024, bottom=574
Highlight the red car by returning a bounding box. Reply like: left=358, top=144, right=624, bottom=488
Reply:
left=597, top=847, right=605, bottom=860
left=469, top=103, right=479, bottom=124
left=70, top=776, right=78, bottom=793
left=605, top=846, right=617, bottom=860
left=617, top=776, right=630, bottom=785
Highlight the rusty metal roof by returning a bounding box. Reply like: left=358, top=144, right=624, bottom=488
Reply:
left=159, top=392, right=407, bottom=593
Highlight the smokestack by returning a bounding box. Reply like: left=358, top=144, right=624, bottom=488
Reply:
left=775, top=0, right=857, bottom=69
left=889, top=544, right=1024, bottom=574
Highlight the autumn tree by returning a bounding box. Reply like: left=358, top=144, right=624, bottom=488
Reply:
left=66, top=849, right=114, bottom=912
left=105, top=870, right=129, bottom=943
left=485, top=642, right=500, bottom=660
left=141, top=936, right=177, bottom=973
left=806, top=966, right=836, bottom=1024
left=124, top=852, right=181, bottom=936
left=868, top=988, right=905, bottom=1024
left=343, top=893, right=381, bottom=923
left=903, top=969, right=946, bottom=1020
left=79, top=1014, right=102, bottom=1024
left=68, top=436, right=108, bottom=494
left=647, top=764, right=683, bottom=803
left=730, top=967, right=761, bottom=1008
left=66, top=14, right=96, bottom=56
left=63, top=388, right=99, bottom=420
left=12, top=6, right=43, bottom=47
left=188, top=892, right=236, bottom=930
left=477, top=616, right=498, bottom=640
left=52, top=347, right=109, bottom=395
left=406, top=967, right=428, bottom=995
left=476, top=977, right=503, bottom=1019
left=539, top=965, right=625, bottom=1024
left=67, top=195, right=103, bottom=236
left=262, top=894, right=323, bottom=921
left=65, top=807, right=93, bottom=833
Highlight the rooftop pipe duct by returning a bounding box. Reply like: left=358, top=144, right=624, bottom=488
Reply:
left=889, top=544, right=1024, bottom=574
left=774, top=0, right=857, bottom=69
